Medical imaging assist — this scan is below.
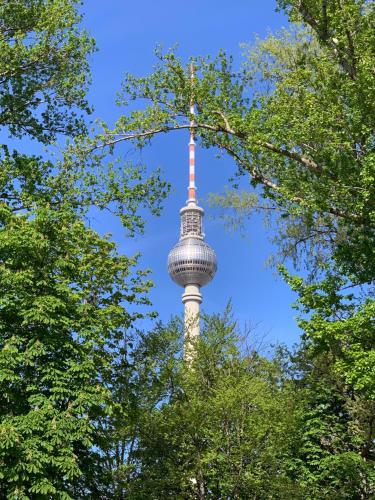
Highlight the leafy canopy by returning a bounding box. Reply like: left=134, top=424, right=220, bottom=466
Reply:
left=0, top=0, right=95, bottom=142
left=0, top=1, right=168, bottom=498
left=91, top=311, right=374, bottom=499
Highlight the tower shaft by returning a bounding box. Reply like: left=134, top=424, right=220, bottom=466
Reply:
left=182, top=284, right=202, bottom=357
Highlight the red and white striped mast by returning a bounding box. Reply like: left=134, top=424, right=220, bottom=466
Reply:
left=187, top=64, right=197, bottom=205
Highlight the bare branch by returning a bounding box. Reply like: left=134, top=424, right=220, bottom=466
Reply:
left=212, top=110, right=236, bottom=134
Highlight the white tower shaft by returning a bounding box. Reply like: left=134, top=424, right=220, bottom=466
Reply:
left=182, top=284, right=202, bottom=358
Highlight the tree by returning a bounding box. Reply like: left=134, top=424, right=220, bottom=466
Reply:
left=0, top=204, right=149, bottom=498
left=287, top=340, right=375, bottom=499
left=105, top=312, right=303, bottom=499
left=94, top=311, right=374, bottom=499
left=0, top=1, right=168, bottom=497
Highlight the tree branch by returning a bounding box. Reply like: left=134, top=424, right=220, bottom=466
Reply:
left=254, top=139, right=323, bottom=174
left=212, top=109, right=323, bottom=174
left=90, top=119, right=355, bottom=221
left=97, top=113, right=324, bottom=176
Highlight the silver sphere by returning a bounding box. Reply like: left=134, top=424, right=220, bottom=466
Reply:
left=168, top=237, right=217, bottom=287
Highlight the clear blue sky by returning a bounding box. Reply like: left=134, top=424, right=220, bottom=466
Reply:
left=82, top=0, right=301, bottom=347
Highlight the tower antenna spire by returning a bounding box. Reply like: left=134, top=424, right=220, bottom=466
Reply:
left=188, top=63, right=196, bottom=204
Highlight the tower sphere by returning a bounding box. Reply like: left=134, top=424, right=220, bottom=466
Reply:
left=168, top=237, right=217, bottom=287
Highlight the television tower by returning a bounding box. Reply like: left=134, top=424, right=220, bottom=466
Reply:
left=167, top=66, right=217, bottom=354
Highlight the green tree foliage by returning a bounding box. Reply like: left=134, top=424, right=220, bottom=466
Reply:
left=281, top=267, right=375, bottom=400
left=0, top=204, right=150, bottom=497
left=0, top=1, right=168, bottom=497
left=91, top=312, right=374, bottom=499
left=0, top=0, right=94, bottom=142
left=95, top=313, right=300, bottom=498
left=277, top=267, right=375, bottom=498
left=289, top=347, right=375, bottom=499
left=133, top=320, right=299, bottom=499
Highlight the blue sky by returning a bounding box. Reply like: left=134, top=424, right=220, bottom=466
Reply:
left=82, top=0, right=301, bottom=347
